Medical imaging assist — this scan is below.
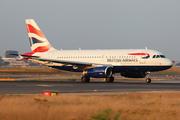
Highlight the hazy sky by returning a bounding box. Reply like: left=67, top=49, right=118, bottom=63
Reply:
left=0, top=1, right=180, bottom=61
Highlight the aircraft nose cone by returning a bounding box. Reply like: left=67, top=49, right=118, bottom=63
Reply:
left=166, top=58, right=173, bottom=67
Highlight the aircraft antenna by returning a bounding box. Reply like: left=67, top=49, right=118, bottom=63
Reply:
left=145, top=46, right=147, bottom=50
left=145, top=46, right=147, bottom=55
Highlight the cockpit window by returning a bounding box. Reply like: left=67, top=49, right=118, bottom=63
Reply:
left=152, top=54, right=166, bottom=58
left=160, top=55, right=166, bottom=58
left=156, top=55, right=160, bottom=58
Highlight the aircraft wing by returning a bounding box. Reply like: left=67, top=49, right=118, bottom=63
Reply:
left=32, top=58, right=91, bottom=65
left=8, top=53, right=111, bottom=69
left=31, top=57, right=104, bottom=69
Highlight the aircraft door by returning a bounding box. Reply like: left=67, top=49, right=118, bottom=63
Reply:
left=139, top=52, right=146, bottom=64
left=48, top=52, right=54, bottom=59
left=101, top=55, right=105, bottom=62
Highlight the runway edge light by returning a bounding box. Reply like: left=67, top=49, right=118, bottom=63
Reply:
left=42, top=91, right=58, bottom=96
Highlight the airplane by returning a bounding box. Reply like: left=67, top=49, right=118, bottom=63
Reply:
left=13, top=19, right=173, bottom=83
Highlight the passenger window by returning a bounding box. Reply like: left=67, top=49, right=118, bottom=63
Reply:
left=153, top=55, right=156, bottom=58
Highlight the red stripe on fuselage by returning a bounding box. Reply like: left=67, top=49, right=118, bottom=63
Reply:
left=128, top=53, right=150, bottom=56
left=26, top=24, right=45, bottom=38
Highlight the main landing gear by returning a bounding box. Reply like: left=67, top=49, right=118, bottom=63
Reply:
left=81, top=75, right=114, bottom=83
left=105, top=76, right=114, bottom=82
left=145, top=72, right=151, bottom=83
left=81, top=75, right=90, bottom=82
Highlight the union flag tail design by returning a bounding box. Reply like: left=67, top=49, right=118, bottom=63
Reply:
left=26, top=19, right=55, bottom=53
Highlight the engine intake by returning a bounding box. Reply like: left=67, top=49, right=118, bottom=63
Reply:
left=84, top=66, right=112, bottom=78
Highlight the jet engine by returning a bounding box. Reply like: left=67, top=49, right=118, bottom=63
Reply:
left=83, top=66, right=112, bottom=78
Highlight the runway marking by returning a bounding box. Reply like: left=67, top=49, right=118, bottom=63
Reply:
left=37, top=85, right=54, bottom=87
left=0, top=79, right=14, bottom=81
left=17, top=84, right=73, bottom=87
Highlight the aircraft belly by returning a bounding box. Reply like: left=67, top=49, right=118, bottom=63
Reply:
left=113, top=65, right=172, bottom=73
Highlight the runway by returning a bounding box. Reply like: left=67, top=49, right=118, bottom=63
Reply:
left=1, top=79, right=180, bottom=94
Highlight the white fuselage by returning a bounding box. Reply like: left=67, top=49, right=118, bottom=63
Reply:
left=32, top=49, right=172, bottom=73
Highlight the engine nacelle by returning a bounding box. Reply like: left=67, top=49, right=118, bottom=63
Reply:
left=83, top=66, right=112, bottom=78
left=121, top=72, right=146, bottom=78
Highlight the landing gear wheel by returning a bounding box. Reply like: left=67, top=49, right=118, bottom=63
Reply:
left=106, top=76, right=114, bottom=83
left=146, top=78, right=151, bottom=83
left=81, top=76, right=90, bottom=82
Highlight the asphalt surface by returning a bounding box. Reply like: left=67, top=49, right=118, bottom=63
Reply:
left=1, top=79, right=180, bottom=94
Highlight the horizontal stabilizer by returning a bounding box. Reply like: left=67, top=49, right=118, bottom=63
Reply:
left=6, top=53, right=39, bottom=58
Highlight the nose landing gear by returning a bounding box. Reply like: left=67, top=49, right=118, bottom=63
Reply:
left=146, top=78, right=151, bottom=83
left=146, top=72, right=151, bottom=83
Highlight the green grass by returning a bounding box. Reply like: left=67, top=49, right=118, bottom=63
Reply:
left=91, top=108, right=122, bottom=120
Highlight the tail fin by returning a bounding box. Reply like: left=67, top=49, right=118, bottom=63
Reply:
left=26, top=19, right=55, bottom=53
